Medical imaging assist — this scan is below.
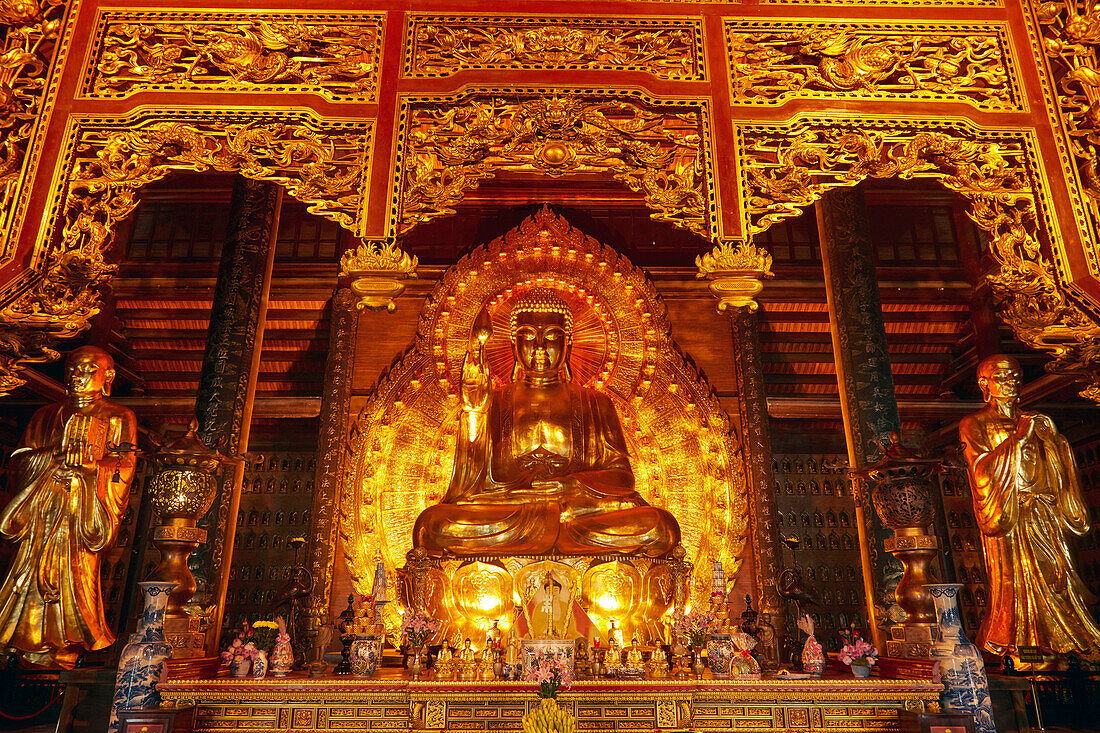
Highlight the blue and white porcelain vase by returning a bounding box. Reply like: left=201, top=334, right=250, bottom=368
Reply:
left=351, top=634, right=383, bottom=678
left=925, top=584, right=996, bottom=733
left=108, top=581, right=176, bottom=733
left=252, top=650, right=268, bottom=679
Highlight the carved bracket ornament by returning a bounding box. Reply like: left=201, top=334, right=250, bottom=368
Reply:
left=405, top=16, right=705, bottom=82
left=727, top=21, right=1021, bottom=111
left=84, top=12, right=384, bottom=102
left=396, top=92, right=715, bottom=239
left=339, top=240, right=419, bottom=312
left=739, top=120, right=1100, bottom=402
left=0, top=112, right=373, bottom=393
left=695, top=240, right=776, bottom=313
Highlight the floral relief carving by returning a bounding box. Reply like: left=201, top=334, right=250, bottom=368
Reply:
left=727, top=22, right=1019, bottom=111
left=406, top=16, right=704, bottom=81
left=0, top=113, right=373, bottom=394
left=0, top=0, right=65, bottom=249
left=399, top=93, right=713, bottom=238
left=86, top=13, right=384, bottom=101
left=740, top=121, right=1100, bottom=402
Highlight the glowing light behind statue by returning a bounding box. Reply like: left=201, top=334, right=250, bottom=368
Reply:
left=0, top=346, right=137, bottom=667
left=959, top=354, right=1100, bottom=661
left=341, top=209, right=748, bottom=621
left=412, top=288, right=681, bottom=557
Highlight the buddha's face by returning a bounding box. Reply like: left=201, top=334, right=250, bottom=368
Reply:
left=978, top=357, right=1021, bottom=402
left=513, top=311, right=569, bottom=377
left=65, top=347, right=114, bottom=398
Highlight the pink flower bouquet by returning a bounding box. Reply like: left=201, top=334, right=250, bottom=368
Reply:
left=524, top=652, right=574, bottom=699
left=401, top=611, right=441, bottom=649
left=674, top=610, right=716, bottom=647
left=838, top=624, right=878, bottom=667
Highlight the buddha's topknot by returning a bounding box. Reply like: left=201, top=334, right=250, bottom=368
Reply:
left=509, top=288, right=574, bottom=337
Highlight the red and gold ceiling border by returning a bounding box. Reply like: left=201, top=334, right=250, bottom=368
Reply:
left=0, top=0, right=1099, bottom=405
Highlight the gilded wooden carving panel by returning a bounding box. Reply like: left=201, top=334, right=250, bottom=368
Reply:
left=404, top=15, right=705, bottom=82
left=737, top=118, right=1100, bottom=401
left=396, top=91, right=714, bottom=239
left=726, top=21, right=1021, bottom=112
left=83, top=11, right=385, bottom=102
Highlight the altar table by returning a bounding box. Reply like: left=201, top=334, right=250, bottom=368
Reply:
left=158, top=672, right=943, bottom=732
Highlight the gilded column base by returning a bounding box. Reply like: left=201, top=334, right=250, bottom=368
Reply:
left=164, top=615, right=206, bottom=659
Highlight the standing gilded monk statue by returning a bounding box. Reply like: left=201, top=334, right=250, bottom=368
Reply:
left=959, top=354, right=1100, bottom=661
left=413, top=289, right=680, bottom=557
left=0, top=346, right=137, bottom=667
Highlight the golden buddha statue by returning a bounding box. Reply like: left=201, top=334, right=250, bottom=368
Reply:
left=0, top=346, right=137, bottom=667
left=960, top=355, right=1100, bottom=660
left=413, top=289, right=680, bottom=557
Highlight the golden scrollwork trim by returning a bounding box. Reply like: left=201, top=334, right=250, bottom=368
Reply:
left=404, top=15, right=705, bottom=82
left=82, top=10, right=385, bottom=102
left=0, top=0, right=71, bottom=260
left=395, top=89, right=715, bottom=240
left=0, top=109, right=373, bottom=394
left=726, top=20, right=1022, bottom=112
left=738, top=117, right=1100, bottom=402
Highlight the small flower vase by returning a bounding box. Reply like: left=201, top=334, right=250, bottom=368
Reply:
left=801, top=635, right=825, bottom=677
left=271, top=638, right=294, bottom=677
left=707, top=634, right=734, bottom=678
left=108, top=581, right=176, bottom=733
left=851, top=661, right=871, bottom=678
left=925, top=584, right=996, bottom=733
left=252, top=650, right=269, bottom=679
left=351, top=634, right=383, bottom=678
left=691, top=645, right=706, bottom=678
left=409, top=645, right=426, bottom=680
left=230, top=658, right=251, bottom=677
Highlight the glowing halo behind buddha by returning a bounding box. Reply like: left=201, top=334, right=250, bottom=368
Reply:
left=340, top=207, right=748, bottom=638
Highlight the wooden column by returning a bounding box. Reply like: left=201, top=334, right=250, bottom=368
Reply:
left=191, top=178, right=283, bottom=655
left=728, top=307, right=785, bottom=647
left=816, top=186, right=902, bottom=652
left=306, top=287, right=359, bottom=626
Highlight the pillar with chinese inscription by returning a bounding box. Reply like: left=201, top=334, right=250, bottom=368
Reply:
left=816, top=186, right=935, bottom=657
left=305, top=287, right=359, bottom=636
left=729, top=308, right=786, bottom=650
left=697, top=240, right=785, bottom=654
left=191, top=178, right=283, bottom=655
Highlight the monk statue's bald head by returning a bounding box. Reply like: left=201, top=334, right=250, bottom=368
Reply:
left=976, top=354, right=1021, bottom=403
left=65, top=345, right=116, bottom=398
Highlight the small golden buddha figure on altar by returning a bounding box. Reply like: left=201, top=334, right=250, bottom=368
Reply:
left=456, top=637, right=476, bottom=681
left=0, top=346, right=137, bottom=668
left=413, top=289, right=680, bottom=557
left=960, top=355, right=1100, bottom=660
left=624, top=637, right=644, bottom=669
left=433, top=637, right=456, bottom=680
